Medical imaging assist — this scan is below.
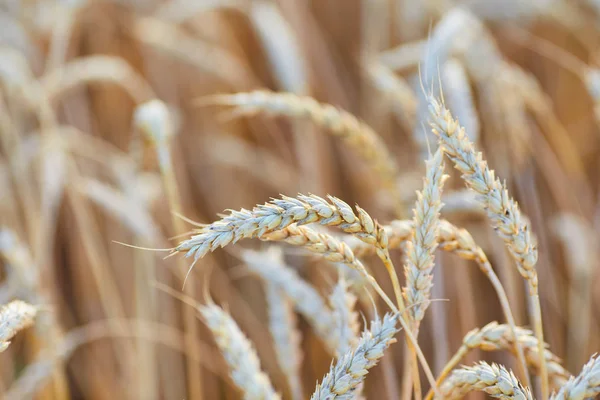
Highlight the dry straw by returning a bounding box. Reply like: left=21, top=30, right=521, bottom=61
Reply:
left=427, top=95, right=548, bottom=397
left=438, top=362, right=533, bottom=400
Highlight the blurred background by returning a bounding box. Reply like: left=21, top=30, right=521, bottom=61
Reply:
left=0, top=0, right=599, bottom=399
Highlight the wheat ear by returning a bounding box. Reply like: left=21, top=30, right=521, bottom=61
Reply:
left=551, top=354, right=600, bottom=400
left=264, top=282, right=304, bottom=400
left=176, top=193, right=404, bottom=316
left=310, top=313, right=399, bottom=400
left=328, top=278, right=360, bottom=356
left=0, top=300, right=37, bottom=352
left=427, top=95, right=548, bottom=398
left=199, top=302, right=281, bottom=400
left=403, top=147, right=447, bottom=326
left=178, top=196, right=438, bottom=394
left=351, top=217, right=529, bottom=386
left=240, top=248, right=338, bottom=353
left=401, top=147, right=447, bottom=399
left=196, top=91, right=402, bottom=215
left=438, top=362, right=533, bottom=400
left=429, top=321, right=569, bottom=400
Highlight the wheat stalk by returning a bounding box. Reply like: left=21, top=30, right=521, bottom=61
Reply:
left=199, top=302, right=281, bottom=400
left=0, top=300, right=37, bottom=352
left=427, top=95, right=548, bottom=398
left=438, top=362, right=533, bottom=400
left=310, top=313, right=399, bottom=400
left=196, top=91, right=402, bottom=214
left=552, top=354, right=600, bottom=400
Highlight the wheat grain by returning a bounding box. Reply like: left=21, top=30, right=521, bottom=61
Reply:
left=0, top=300, right=37, bottom=352
left=439, top=362, right=533, bottom=400
left=310, top=313, right=399, bottom=399
left=199, top=302, right=281, bottom=400
left=552, top=354, right=600, bottom=400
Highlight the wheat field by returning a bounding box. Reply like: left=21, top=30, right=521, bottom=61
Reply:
left=1, top=1, right=600, bottom=399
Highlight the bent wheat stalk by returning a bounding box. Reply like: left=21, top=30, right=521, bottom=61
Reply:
left=176, top=195, right=439, bottom=394
left=428, top=95, right=548, bottom=398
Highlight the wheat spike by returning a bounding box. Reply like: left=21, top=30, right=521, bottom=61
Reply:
left=265, top=282, right=304, bottom=400
left=462, top=322, right=569, bottom=390
left=240, top=248, right=338, bottom=354
left=552, top=354, right=600, bottom=400
left=427, top=95, right=548, bottom=396
left=439, top=362, right=533, bottom=400
left=328, top=278, right=360, bottom=356
left=199, top=302, right=281, bottom=400
left=198, top=91, right=401, bottom=209
left=428, top=97, right=538, bottom=288
left=311, top=313, right=399, bottom=400
left=176, top=193, right=388, bottom=264
left=0, top=300, right=37, bottom=352
left=403, top=147, right=447, bottom=325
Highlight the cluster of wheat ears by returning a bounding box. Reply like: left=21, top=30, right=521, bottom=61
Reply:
left=2, top=1, right=600, bottom=399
